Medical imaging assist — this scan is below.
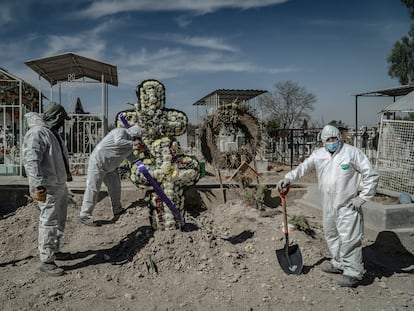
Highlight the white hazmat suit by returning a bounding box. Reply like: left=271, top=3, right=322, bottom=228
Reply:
left=22, top=112, right=70, bottom=264
left=283, top=125, right=379, bottom=279
left=80, top=125, right=142, bottom=221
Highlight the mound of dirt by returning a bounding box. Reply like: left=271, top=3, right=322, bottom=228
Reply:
left=0, top=172, right=413, bottom=310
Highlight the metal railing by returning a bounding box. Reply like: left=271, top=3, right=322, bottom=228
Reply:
left=265, top=128, right=322, bottom=168
left=64, top=114, right=104, bottom=175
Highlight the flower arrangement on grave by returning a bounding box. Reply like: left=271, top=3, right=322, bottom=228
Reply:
left=240, top=184, right=267, bottom=210
left=117, top=79, right=200, bottom=230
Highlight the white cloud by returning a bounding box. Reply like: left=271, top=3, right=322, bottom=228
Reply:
left=175, top=15, right=192, bottom=28
left=39, top=34, right=106, bottom=61
left=143, top=33, right=238, bottom=52
left=114, top=47, right=295, bottom=88
left=0, top=4, right=12, bottom=27
left=78, top=0, right=289, bottom=18
left=38, top=19, right=122, bottom=60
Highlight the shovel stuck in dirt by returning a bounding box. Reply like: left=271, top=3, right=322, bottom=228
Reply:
left=276, top=186, right=303, bottom=275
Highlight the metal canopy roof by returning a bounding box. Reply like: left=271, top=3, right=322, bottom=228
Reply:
left=352, top=84, right=414, bottom=132
left=381, top=90, right=414, bottom=112
left=24, top=52, right=118, bottom=86
left=193, top=89, right=267, bottom=106
left=354, top=84, right=414, bottom=97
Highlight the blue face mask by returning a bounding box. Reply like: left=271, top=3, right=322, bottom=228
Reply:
left=325, top=141, right=339, bottom=153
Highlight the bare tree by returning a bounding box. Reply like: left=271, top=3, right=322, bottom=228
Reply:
left=261, top=81, right=316, bottom=129
left=328, top=120, right=349, bottom=129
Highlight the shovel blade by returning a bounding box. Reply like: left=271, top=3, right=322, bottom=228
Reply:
left=276, top=244, right=303, bottom=275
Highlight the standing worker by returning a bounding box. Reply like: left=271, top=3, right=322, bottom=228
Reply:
left=277, top=124, right=379, bottom=287
left=79, top=124, right=143, bottom=226
left=23, top=103, right=72, bottom=277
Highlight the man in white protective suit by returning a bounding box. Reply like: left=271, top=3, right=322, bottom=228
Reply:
left=79, top=124, right=143, bottom=226
left=277, top=124, right=379, bottom=287
left=23, top=103, right=72, bottom=276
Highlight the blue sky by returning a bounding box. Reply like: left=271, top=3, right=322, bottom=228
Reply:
left=0, top=0, right=411, bottom=128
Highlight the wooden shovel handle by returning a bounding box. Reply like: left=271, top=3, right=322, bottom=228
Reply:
left=278, top=185, right=290, bottom=234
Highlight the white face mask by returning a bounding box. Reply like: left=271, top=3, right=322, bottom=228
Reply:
left=325, top=141, right=339, bottom=153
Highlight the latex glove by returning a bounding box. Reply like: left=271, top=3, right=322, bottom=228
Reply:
left=34, top=186, right=47, bottom=202
left=24, top=194, right=34, bottom=203
left=346, top=197, right=365, bottom=212
left=277, top=178, right=291, bottom=191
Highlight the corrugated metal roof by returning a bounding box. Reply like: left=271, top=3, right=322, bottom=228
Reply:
left=193, top=89, right=267, bottom=106
left=381, top=90, right=414, bottom=112
left=0, top=67, right=22, bottom=83
left=25, top=52, right=118, bottom=86
left=0, top=67, right=43, bottom=110
left=354, top=84, right=414, bottom=97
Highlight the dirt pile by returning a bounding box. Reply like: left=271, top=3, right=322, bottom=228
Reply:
left=0, top=175, right=413, bottom=310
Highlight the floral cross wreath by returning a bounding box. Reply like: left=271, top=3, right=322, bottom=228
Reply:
left=116, top=79, right=200, bottom=230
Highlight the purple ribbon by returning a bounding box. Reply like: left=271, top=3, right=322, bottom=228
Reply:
left=119, top=114, right=130, bottom=128
left=136, top=161, right=184, bottom=227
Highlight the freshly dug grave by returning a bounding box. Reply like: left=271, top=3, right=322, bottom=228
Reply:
left=0, top=170, right=413, bottom=311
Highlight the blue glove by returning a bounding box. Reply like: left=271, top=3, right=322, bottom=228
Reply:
left=346, top=197, right=365, bottom=212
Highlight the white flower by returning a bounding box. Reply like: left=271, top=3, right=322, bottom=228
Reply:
left=161, top=162, right=171, bottom=173
left=164, top=182, right=174, bottom=191
left=161, top=148, right=170, bottom=156
left=153, top=169, right=164, bottom=181
left=130, top=173, right=136, bottom=183
left=165, top=189, right=174, bottom=197
left=164, top=213, right=175, bottom=222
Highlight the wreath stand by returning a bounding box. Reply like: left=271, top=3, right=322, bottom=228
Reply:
left=215, top=165, right=227, bottom=203
left=227, top=160, right=260, bottom=186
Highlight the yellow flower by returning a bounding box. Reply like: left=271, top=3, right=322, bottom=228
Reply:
left=171, top=169, right=179, bottom=180
left=168, top=166, right=176, bottom=176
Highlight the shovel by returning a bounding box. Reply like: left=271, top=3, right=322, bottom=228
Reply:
left=276, top=185, right=303, bottom=275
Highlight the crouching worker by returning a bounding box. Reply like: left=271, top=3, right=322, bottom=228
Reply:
left=79, top=124, right=143, bottom=226
left=22, top=103, right=72, bottom=276
left=277, top=124, right=379, bottom=287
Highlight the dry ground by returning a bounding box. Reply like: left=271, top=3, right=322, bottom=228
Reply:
left=0, top=169, right=413, bottom=311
